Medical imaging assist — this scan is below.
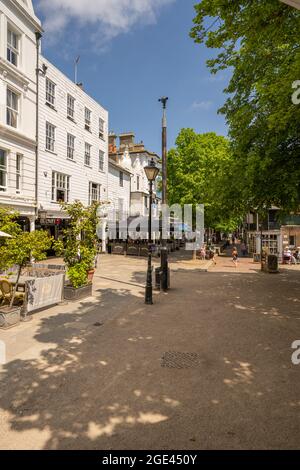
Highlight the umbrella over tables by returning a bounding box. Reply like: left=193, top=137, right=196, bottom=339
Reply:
left=0, top=231, right=12, bottom=238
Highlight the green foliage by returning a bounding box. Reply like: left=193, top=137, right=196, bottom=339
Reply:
left=0, top=208, right=52, bottom=306
left=167, top=128, right=241, bottom=229
left=0, top=207, right=22, bottom=238
left=191, top=0, right=300, bottom=212
left=0, top=211, right=52, bottom=272
left=54, top=201, right=100, bottom=288
left=67, top=263, right=88, bottom=289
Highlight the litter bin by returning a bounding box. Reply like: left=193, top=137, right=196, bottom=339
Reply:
left=267, top=255, right=279, bottom=273
left=155, top=267, right=171, bottom=289
left=155, top=267, right=162, bottom=289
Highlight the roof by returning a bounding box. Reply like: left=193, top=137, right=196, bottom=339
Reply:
left=108, top=159, right=133, bottom=175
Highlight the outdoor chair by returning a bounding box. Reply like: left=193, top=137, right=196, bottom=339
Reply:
left=0, top=279, right=25, bottom=306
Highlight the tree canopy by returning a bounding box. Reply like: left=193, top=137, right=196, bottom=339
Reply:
left=190, top=0, right=300, bottom=213
left=167, top=129, right=242, bottom=231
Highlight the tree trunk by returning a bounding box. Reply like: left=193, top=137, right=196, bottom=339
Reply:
left=10, top=265, right=21, bottom=309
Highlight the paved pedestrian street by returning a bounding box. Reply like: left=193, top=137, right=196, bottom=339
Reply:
left=0, top=252, right=300, bottom=450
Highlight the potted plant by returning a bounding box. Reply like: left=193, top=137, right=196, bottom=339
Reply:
left=0, top=208, right=52, bottom=329
left=54, top=201, right=100, bottom=301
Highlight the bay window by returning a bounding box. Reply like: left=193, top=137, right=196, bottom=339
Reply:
left=52, top=172, right=70, bottom=203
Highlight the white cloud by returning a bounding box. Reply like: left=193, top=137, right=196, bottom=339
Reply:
left=37, top=0, right=175, bottom=46
left=191, top=100, right=213, bottom=111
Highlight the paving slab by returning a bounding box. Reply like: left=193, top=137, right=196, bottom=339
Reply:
left=0, top=251, right=299, bottom=449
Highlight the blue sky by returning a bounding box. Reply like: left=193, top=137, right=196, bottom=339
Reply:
left=33, top=0, right=229, bottom=155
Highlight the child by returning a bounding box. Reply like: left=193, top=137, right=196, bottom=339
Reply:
left=232, top=247, right=238, bottom=268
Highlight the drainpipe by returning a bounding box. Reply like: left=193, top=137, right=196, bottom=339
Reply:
left=35, top=32, right=42, bottom=224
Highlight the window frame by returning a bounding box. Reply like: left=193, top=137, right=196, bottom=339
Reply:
left=6, top=87, right=19, bottom=128
left=16, top=153, right=23, bottom=193
left=46, top=122, right=56, bottom=152
left=0, top=149, right=8, bottom=192
left=99, top=118, right=105, bottom=139
left=89, top=182, right=101, bottom=205
left=7, top=27, right=19, bottom=67
left=85, top=107, right=92, bottom=131
left=119, top=171, right=124, bottom=188
left=45, top=78, right=56, bottom=108
left=67, top=133, right=75, bottom=160
left=99, top=150, right=105, bottom=172
left=67, top=94, right=75, bottom=120
left=84, top=142, right=91, bottom=167
left=51, top=171, right=70, bottom=203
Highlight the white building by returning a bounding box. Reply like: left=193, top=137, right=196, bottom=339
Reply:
left=108, top=132, right=161, bottom=241
left=37, top=57, right=109, bottom=240
left=109, top=132, right=160, bottom=217
left=107, top=159, right=131, bottom=220
left=0, top=0, right=42, bottom=231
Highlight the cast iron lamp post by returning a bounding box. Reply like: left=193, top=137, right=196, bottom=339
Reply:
left=144, top=158, right=160, bottom=305
left=159, top=97, right=169, bottom=291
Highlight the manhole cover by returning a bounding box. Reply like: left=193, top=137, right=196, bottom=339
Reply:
left=161, top=352, right=202, bottom=369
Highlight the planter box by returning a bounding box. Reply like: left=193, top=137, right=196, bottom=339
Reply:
left=64, top=283, right=93, bottom=301
left=0, top=306, right=21, bottom=330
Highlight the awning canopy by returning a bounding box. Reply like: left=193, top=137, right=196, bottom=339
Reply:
left=0, top=231, right=12, bottom=238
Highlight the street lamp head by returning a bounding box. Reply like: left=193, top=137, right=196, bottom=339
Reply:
left=144, top=158, right=160, bottom=182
left=159, top=97, right=169, bottom=109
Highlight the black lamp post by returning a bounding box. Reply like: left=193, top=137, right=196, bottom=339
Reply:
left=158, top=97, right=169, bottom=291
left=144, top=158, right=160, bottom=305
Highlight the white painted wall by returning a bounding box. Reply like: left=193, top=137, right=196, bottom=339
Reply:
left=38, top=57, right=109, bottom=216
left=114, top=147, right=160, bottom=217
left=107, top=162, right=131, bottom=220
left=0, top=0, right=42, bottom=219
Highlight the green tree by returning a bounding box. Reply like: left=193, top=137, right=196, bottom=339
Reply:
left=191, top=0, right=300, bottom=213
left=167, top=129, right=240, bottom=230
left=0, top=210, right=52, bottom=307
left=54, top=201, right=100, bottom=288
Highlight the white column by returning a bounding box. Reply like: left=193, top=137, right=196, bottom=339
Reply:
left=29, top=216, right=36, bottom=232
left=102, top=219, right=107, bottom=253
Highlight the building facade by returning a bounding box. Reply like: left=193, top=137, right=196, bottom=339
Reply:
left=0, top=0, right=42, bottom=230
left=109, top=132, right=160, bottom=218
left=245, top=209, right=300, bottom=260
left=36, top=57, right=109, bottom=239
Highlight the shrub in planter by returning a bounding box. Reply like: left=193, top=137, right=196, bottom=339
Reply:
left=67, top=263, right=88, bottom=289
left=54, top=201, right=102, bottom=300
left=0, top=208, right=52, bottom=326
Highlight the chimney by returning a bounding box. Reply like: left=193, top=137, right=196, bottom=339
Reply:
left=119, top=132, right=135, bottom=150
left=109, top=132, right=117, bottom=154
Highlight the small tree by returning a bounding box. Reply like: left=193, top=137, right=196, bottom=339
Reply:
left=0, top=210, right=52, bottom=308
left=54, top=201, right=100, bottom=288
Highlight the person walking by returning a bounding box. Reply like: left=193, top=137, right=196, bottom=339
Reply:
left=232, top=246, right=238, bottom=268
left=209, top=247, right=217, bottom=265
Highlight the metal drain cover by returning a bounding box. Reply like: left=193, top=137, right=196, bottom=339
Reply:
left=161, top=352, right=202, bottom=369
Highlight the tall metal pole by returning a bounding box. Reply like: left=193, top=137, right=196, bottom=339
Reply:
left=35, top=32, right=42, bottom=222
left=75, top=56, right=80, bottom=84
left=145, top=180, right=153, bottom=305
left=159, top=97, right=169, bottom=291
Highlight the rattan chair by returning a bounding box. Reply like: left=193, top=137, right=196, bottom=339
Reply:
left=0, top=279, right=25, bottom=305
